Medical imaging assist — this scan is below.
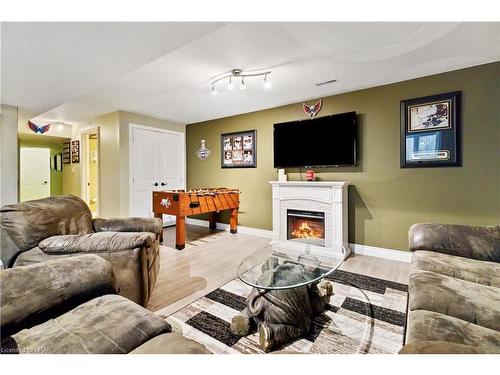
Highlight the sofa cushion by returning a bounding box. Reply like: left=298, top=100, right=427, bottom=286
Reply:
left=406, top=310, right=500, bottom=353
left=39, top=232, right=155, bottom=254
left=11, top=295, right=171, bottom=354
left=13, top=246, right=150, bottom=306
left=409, top=270, right=500, bottom=331
left=399, top=340, right=494, bottom=354
left=411, top=250, right=500, bottom=287
left=129, top=333, right=211, bottom=354
left=1, top=195, right=93, bottom=267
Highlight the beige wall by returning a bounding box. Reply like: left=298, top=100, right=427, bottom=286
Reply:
left=0, top=104, right=19, bottom=205
left=62, top=111, right=185, bottom=218
left=186, top=62, right=500, bottom=251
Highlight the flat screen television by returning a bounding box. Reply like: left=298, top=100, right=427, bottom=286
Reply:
left=273, top=111, right=357, bottom=168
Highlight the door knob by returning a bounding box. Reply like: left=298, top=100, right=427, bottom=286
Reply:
left=43, top=181, right=48, bottom=184
left=154, top=183, right=159, bottom=187
left=161, top=182, right=167, bottom=186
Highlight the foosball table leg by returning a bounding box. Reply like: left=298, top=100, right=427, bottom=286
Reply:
left=176, top=216, right=186, bottom=250
left=230, top=208, right=238, bottom=234
left=154, top=212, right=164, bottom=245
left=209, top=212, right=217, bottom=230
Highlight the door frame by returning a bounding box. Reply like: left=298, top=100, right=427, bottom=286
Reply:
left=80, top=126, right=101, bottom=217
left=128, top=123, right=186, bottom=217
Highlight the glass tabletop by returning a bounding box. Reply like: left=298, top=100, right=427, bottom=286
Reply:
left=237, top=242, right=345, bottom=290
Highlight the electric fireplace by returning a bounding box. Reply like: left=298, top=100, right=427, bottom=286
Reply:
left=287, top=209, right=325, bottom=247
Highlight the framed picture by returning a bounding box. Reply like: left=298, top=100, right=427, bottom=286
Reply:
left=71, top=140, right=80, bottom=163
left=62, top=142, right=71, bottom=164
left=401, top=91, right=461, bottom=168
left=50, top=153, right=63, bottom=171
left=221, top=130, right=256, bottom=168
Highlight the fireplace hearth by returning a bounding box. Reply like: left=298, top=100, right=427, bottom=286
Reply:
left=287, top=209, right=325, bottom=247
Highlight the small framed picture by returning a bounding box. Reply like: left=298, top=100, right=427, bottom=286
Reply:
left=62, top=142, right=71, bottom=164
left=221, top=130, right=256, bottom=168
left=71, top=140, right=80, bottom=164
left=401, top=91, right=461, bottom=168
left=223, top=136, right=232, bottom=151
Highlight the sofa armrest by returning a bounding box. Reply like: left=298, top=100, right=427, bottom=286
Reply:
left=93, top=218, right=162, bottom=236
left=409, top=223, right=500, bottom=262
left=0, top=255, right=116, bottom=336
left=38, top=232, right=155, bottom=254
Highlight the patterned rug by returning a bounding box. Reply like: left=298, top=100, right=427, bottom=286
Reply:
left=167, top=269, right=408, bottom=354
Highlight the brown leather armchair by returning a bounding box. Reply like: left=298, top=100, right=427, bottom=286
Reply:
left=0, top=195, right=162, bottom=306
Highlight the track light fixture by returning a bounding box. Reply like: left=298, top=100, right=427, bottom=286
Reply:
left=210, top=68, right=271, bottom=95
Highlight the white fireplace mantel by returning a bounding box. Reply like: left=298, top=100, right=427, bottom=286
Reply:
left=269, top=181, right=351, bottom=259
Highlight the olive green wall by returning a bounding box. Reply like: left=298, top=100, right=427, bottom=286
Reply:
left=18, top=139, right=64, bottom=197
left=186, top=62, right=500, bottom=251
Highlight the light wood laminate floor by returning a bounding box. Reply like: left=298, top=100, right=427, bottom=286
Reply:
left=148, top=225, right=410, bottom=316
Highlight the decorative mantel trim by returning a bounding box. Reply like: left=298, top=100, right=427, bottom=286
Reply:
left=270, top=180, right=350, bottom=259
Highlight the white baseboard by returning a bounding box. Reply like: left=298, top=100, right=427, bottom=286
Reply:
left=185, top=218, right=273, bottom=238
left=349, top=243, right=412, bottom=263
left=185, top=218, right=411, bottom=262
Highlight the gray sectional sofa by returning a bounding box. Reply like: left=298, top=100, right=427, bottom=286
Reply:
left=401, top=223, right=500, bottom=354
left=0, top=254, right=210, bottom=354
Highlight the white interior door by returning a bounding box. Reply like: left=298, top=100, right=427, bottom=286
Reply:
left=131, top=126, right=185, bottom=225
left=20, top=148, right=50, bottom=202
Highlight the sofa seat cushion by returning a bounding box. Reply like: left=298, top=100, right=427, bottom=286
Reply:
left=129, top=333, right=211, bottom=354
left=39, top=232, right=155, bottom=254
left=11, top=295, right=171, bottom=354
left=399, top=340, right=493, bottom=354
left=409, top=270, right=500, bottom=331
left=406, top=310, right=500, bottom=353
left=411, top=250, right=500, bottom=287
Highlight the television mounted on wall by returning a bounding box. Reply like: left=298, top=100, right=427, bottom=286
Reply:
left=273, top=111, right=357, bottom=168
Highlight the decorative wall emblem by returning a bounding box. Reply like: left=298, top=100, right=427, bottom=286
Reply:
left=302, top=99, right=323, bottom=117
left=196, top=139, right=211, bottom=160
left=161, top=198, right=171, bottom=208
left=28, top=120, right=51, bottom=134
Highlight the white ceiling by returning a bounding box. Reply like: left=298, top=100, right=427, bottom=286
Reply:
left=2, top=22, right=499, bottom=125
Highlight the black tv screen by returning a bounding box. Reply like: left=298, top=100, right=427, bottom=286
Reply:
left=273, top=111, right=357, bottom=168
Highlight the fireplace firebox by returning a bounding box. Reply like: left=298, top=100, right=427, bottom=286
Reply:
left=287, top=209, right=325, bottom=247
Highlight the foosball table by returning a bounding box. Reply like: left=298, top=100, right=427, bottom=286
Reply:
left=152, top=188, right=240, bottom=250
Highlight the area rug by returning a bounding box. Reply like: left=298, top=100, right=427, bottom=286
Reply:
left=167, top=270, right=408, bottom=354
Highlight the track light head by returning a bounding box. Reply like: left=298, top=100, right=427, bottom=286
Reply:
left=228, top=76, right=234, bottom=90
left=211, top=85, right=218, bottom=96
left=240, top=77, right=246, bottom=90
left=263, top=74, right=271, bottom=89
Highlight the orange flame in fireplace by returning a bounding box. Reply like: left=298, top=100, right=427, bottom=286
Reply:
left=291, top=221, right=324, bottom=239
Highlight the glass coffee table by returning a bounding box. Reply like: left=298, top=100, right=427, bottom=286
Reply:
left=231, top=242, right=346, bottom=352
